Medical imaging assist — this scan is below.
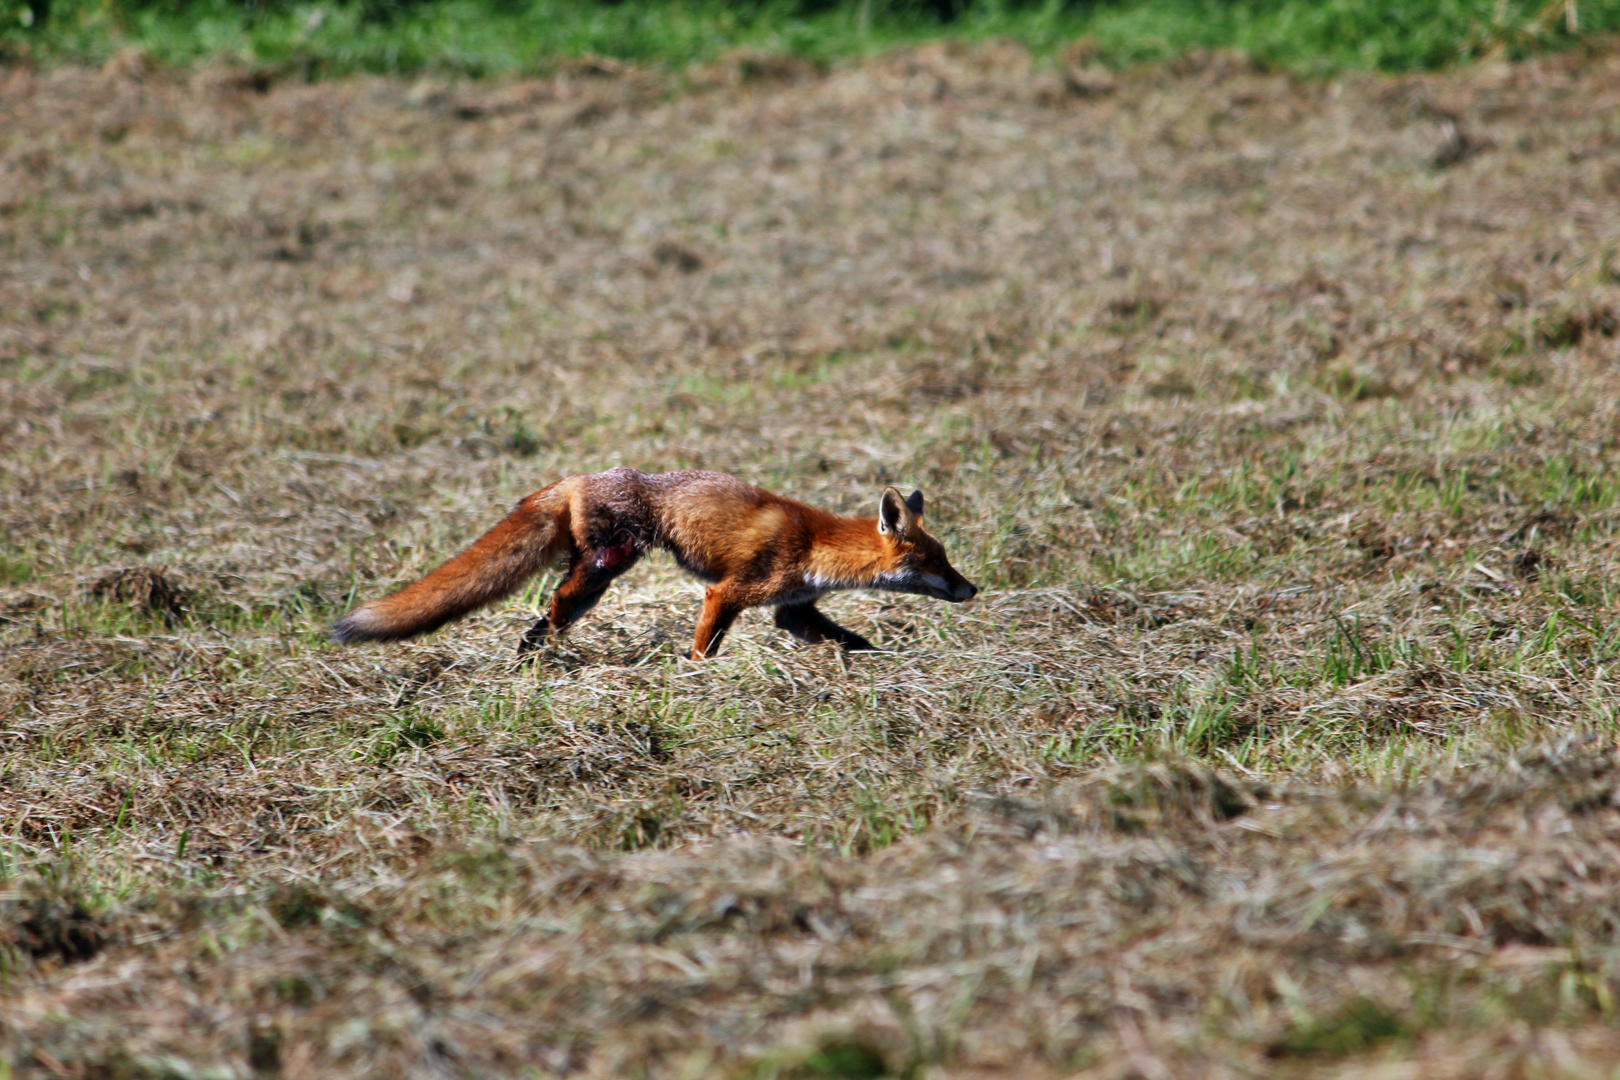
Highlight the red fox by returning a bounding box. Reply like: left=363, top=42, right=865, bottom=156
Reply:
left=332, top=468, right=977, bottom=659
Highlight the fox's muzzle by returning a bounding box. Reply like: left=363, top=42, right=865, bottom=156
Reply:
left=925, top=572, right=977, bottom=602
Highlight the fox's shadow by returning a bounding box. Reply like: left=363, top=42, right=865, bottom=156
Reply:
left=508, top=608, right=912, bottom=669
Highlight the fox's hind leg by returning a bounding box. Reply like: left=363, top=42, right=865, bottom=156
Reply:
left=517, top=616, right=553, bottom=655
left=517, top=531, right=639, bottom=656
left=772, top=603, right=875, bottom=651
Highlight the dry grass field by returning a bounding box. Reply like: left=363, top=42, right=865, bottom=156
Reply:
left=5, top=40, right=1620, bottom=1078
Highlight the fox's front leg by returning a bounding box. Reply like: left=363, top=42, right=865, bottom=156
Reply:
left=773, top=602, right=875, bottom=651
left=691, top=585, right=744, bottom=660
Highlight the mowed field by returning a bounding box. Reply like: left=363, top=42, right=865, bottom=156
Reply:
left=5, top=41, right=1620, bottom=1078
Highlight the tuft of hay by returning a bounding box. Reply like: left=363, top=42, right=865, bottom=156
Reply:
left=87, top=565, right=193, bottom=624
left=7, top=896, right=107, bottom=966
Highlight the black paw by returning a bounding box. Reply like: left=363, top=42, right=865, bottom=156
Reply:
left=517, top=617, right=551, bottom=657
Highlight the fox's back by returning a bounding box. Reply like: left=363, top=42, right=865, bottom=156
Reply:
left=584, top=468, right=819, bottom=582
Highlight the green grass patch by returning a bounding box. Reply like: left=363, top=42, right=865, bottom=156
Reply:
left=1270, top=999, right=1413, bottom=1059
left=7, top=0, right=1618, bottom=77
left=0, top=548, right=38, bottom=586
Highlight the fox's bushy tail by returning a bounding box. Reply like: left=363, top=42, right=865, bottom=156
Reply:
left=331, top=490, right=569, bottom=643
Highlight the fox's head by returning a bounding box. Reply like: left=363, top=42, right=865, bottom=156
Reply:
left=875, top=487, right=978, bottom=603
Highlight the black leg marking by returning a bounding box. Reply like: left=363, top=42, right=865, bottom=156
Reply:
left=517, top=615, right=552, bottom=657
left=773, top=603, right=875, bottom=651
left=698, top=608, right=740, bottom=658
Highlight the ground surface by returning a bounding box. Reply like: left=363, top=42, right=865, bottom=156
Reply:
left=4, top=44, right=1620, bottom=1078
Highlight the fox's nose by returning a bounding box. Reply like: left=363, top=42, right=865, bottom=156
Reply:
left=954, top=581, right=978, bottom=602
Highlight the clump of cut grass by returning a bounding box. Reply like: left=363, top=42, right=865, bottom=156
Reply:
left=6, top=893, right=109, bottom=967
left=85, top=565, right=194, bottom=626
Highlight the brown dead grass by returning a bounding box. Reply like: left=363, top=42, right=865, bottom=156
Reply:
left=4, top=41, right=1620, bottom=1078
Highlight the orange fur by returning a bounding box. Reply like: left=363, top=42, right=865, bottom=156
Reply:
left=332, top=468, right=977, bottom=660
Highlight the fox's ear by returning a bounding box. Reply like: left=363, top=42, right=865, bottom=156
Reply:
left=904, top=489, right=924, bottom=517
left=878, top=486, right=917, bottom=537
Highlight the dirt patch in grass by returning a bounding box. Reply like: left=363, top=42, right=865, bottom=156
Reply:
left=4, top=42, right=1620, bottom=1077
